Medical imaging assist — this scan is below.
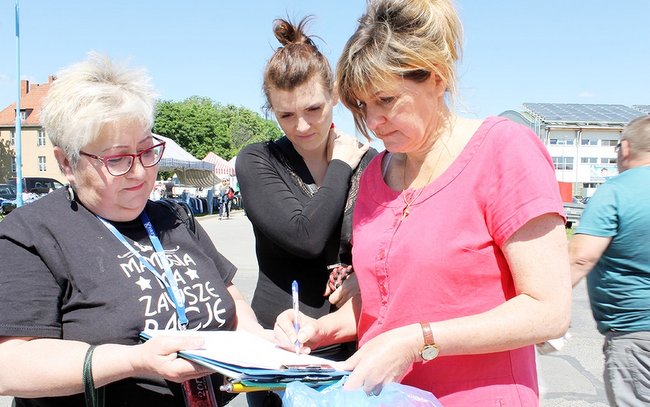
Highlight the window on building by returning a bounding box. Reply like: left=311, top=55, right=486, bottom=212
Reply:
left=602, top=139, right=618, bottom=147
left=37, top=129, right=46, bottom=146
left=581, top=157, right=598, bottom=164
left=582, top=183, right=597, bottom=189
left=581, top=139, right=597, bottom=146
left=38, top=156, right=47, bottom=172
left=552, top=156, right=574, bottom=170
left=601, top=157, right=617, bottom=164
left=10, top=130, right=15, bottom=146
left=11, top=156, right=16, bottom=173
left=550, top=139, right=574, bottom=145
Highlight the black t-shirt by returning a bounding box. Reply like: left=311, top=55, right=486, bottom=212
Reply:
left=0, top=189, right=237, bottom=406
left=236, top=138, right=375, bottom=357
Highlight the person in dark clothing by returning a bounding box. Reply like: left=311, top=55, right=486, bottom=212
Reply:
left=235, top=16, right=374, bottom=406
left=0, top=52, right=265, bottom=407
left=164, top=177, right=174, bottom=198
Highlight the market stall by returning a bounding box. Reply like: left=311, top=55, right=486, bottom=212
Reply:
left=156, top=134, right=217, bottom=188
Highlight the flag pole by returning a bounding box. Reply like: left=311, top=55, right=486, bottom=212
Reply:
left=15, top=0, right=24, bottom=207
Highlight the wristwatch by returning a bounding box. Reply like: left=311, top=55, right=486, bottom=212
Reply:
left=419, top=322, right=440, bottom=361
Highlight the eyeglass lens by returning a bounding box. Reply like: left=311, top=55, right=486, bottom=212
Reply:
left=105, top=143, right=164, bottom=176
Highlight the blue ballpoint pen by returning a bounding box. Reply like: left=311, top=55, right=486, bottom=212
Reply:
left=291, top=280, right=300, bottom=354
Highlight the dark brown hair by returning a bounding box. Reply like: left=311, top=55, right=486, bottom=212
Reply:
left=262, top=16, right=334, bottom=111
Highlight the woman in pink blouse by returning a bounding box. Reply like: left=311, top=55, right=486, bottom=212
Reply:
left=274, top=0, right=572, bottom=405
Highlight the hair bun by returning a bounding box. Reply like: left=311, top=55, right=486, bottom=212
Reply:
left=273, top=17, right=314, bottom=47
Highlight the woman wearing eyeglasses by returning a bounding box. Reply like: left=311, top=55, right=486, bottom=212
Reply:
left=0, top=53, right=265, bottom=406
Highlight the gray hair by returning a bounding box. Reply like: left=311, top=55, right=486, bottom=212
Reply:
left=41, top=52, right=158, bottom=165
left=622, top=115, right=650, bottom=156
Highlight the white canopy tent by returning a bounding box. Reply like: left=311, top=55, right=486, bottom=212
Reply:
left=155, top=134, right=217, bottom=188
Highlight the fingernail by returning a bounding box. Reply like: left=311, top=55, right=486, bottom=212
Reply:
left=330, top=122, right=335, bottom=129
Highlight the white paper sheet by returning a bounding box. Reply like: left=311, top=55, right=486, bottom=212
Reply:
left=142, top=329, right=343, bottom=370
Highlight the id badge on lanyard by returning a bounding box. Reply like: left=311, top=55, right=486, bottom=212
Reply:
left=182, top=377, right=218, bottom=407
left=99, top=212, right=219, bottom=406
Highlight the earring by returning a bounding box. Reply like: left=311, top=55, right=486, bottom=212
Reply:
left=66, top=184, right=75, bottom=202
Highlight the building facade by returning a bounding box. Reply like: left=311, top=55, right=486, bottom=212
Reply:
left=0, top=77, right=64, bottom=184
left=501, top=103, right=647, bottom=198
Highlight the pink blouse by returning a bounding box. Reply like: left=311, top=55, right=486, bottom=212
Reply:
left=351, top=117, right=565, bottom=406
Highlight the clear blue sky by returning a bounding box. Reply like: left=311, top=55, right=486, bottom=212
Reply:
left=1, top=0, right=648, bottom=142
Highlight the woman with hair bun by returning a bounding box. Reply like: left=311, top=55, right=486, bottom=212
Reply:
left=236, top=16, right=375, bottom=406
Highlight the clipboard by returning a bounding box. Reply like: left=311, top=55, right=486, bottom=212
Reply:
left=139, top=329, right=350, bottom=388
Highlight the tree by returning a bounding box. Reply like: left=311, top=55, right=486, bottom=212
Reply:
left=154, top=96, right=229, bottom=159
left=153, top=97, right=281, bottom=160
left=228, top=107, right=282, bottom=156
left=0, top=139, right=14, bottom=183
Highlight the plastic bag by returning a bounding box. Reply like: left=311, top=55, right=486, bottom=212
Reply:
left=282, top=377, right=443, bottom=407
left=536, top=332, right=572, bottom=355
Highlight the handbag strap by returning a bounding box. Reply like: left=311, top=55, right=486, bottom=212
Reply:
left=158, top=198, right=197, bottom=235
left=83, top=345, right=105, bottom=407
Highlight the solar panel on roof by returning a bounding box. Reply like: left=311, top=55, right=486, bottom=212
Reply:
left=632, top=105, right=650, bottom=114
left=523, top=103, right=642, bottom=124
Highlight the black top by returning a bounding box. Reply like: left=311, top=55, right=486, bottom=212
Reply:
left=236, top=137, right=375, bottom=360
left=0, top=188, right=237, bottom=406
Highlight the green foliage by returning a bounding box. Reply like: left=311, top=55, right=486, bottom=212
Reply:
left=0, top=138, right=14, bottom=183
left=153, top=97, right=281, bottom=160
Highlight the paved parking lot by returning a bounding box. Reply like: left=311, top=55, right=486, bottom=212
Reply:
left=0, top=210, right=609, bottom=406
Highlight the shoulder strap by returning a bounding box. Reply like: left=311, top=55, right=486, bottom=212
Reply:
left=158, top=198, right=196, bottom=235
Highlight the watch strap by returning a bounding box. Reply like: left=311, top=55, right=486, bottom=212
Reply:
left=420, top=321, right=434, bottom=346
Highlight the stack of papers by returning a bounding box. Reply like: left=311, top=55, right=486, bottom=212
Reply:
left=140, top=329, right=350, bottom=392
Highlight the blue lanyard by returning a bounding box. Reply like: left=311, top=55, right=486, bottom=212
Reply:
left=97, top=211, right=189, bottom=329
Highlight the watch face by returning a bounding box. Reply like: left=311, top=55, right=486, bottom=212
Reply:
left=421, top=345, right=439, bottom=361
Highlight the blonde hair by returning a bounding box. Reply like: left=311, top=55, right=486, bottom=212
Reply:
left=262, top=16, right=334, bottom=111
left=41, top=51, right=157, bottom=165
left=337, top=0, right=463, bottom=138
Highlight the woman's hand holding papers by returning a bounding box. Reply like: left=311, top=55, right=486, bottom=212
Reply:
left=342, top=324, right=421, bottom=395
left=132, top=335, right=214, bottom=382
left=275, top=309, right=424, bottom=396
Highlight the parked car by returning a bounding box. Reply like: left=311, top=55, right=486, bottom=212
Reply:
left=0, top=183, right=16, bottom=201
left=0, top=183, right=17, bottom=215
left=2, top=177, right=64, bottom=215
left=5, top=177, right=64, bottom=194
left=1, top=199, right=16, bottom=215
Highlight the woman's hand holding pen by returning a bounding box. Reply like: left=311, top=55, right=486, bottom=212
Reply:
left=327, top=123, right=370, bottom=170
left=273, top=309, right=324, bottom=355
